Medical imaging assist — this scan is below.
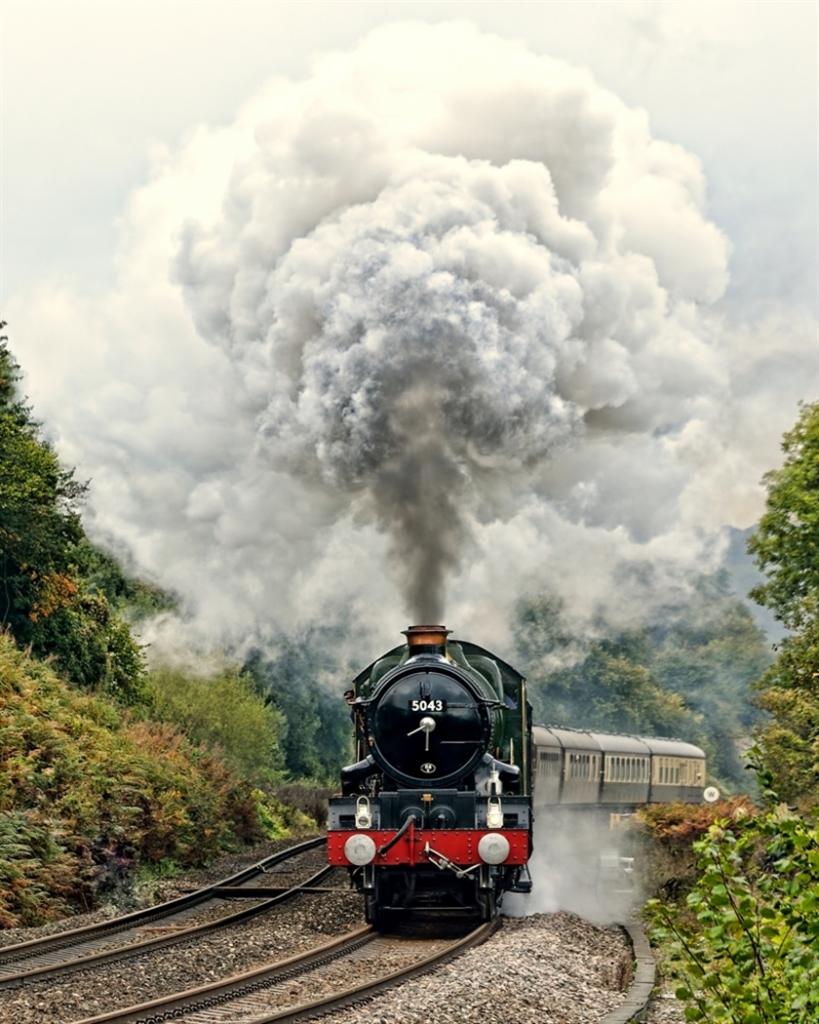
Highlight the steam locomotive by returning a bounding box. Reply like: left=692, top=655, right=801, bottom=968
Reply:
left=327, top=625, right=710, bottom=927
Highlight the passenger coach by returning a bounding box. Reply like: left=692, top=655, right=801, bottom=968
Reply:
left=532, top=726, right=707, bottom=807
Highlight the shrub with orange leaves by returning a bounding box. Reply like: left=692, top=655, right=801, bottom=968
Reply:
left=0, top=634, right=297, bottom=927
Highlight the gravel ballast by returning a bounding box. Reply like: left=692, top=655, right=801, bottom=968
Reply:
left=322, top=912, right=631, bottom=1024
left=0, top=888, right=363, bottom=1024
left=2, top=905, right=634, bottom=1024
left=0, top=835, right=317, bottom=950
left=0, top=837, right=652, bottom=1024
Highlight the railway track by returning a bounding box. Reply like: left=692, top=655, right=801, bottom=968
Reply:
left=0, top=836, right=328, bottom=990
left=72, top=918, right=500, bottom=1024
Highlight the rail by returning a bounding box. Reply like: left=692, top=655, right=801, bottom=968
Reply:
left=0, top=836, right=327, bottom=989
left=72, top=919, right=501, bottom=1024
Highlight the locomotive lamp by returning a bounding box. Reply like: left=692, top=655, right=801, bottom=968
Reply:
left=355, top=796, right=372, bottom=829
left=485, top=765, right=504, bottom=827
left=343, top=834, right=377, bottom=866
left=477, top=833, right=510, bottom=865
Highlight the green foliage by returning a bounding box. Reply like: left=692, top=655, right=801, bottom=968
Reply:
left=0, top=811, right=87, bottom=927
left=0, top=328, right=146, bottom=701
left=749, top=401, right=819, bottom=629
left=753, top=603, right=819, bottom=808
left=647, top=577, right=771, bottom=785
left=245, top=626, right=352, bottom=781
left=515, top=577, right=771, bottom=788
left=748, top=402, right=819, bottom=810
left=647, top=803, right=819, bottom=1023
left=70, top=540, right=177, bottom=621
left=0, top=634, right=273, bottom=925
left=0, top=329, right=84, bottom=625
left=252, top=789, right=314, bottom=837
left=27, top=589, right=149, bottom=703
left=636, top=798, right=756, bottom=901
left=525, top=626, right=695, bottom=737
left=147, top=665, right=286, bottom=786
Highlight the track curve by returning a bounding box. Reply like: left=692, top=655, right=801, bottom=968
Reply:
left=72, top=920, right=500, bottom=1024
left=0, top=836, right=326, bottom=989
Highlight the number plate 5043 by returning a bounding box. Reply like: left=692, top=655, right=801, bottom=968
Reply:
left=408, top=699, right=447, bottom=712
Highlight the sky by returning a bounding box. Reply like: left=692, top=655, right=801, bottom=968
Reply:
left=1, top=1, right=817, bottom=654
left=3, top=1, right=816, bottom=312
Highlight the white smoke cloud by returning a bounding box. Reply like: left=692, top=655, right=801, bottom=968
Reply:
left=8, top=21, right=817, bottom=655
left=504, top=811, right=639, bottom=924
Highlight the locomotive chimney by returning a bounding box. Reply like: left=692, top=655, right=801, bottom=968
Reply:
left=403, top=624, right=450, bottom=655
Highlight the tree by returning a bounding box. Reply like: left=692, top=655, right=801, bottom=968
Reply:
left=245, top=624, right=352, bottom=781
left=516, top=595, right=698, bottom=739
left=0, top=325, right=145, bottom=700
left=748, top=402, right=819, bottom=630
left=147, top=665, right=286, bottom=786
left=748, top=402, right=819, bottom=809
left=753, top=608, right=819, bottom=807
left=648, top=578, right=771, bottom=786
left=648, top=802, right=819, bottom=1024
left=0, top=328, right=86, bottom=630
left=515, top=581, right=771, bottom=789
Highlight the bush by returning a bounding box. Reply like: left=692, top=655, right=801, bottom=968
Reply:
left=276, top=781, right=335, bottom=827
left=146, top=666, right=286, bottom=786
left=647, top=804, right=819, bottom=1023
left=636, top=799, right=756, bottom=901
left=0, top=634, right=278, bottom=926
left=0, top=812, right=88, bottom=927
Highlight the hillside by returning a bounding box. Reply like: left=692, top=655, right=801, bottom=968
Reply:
left=0, top=634, right=309, bottom=926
